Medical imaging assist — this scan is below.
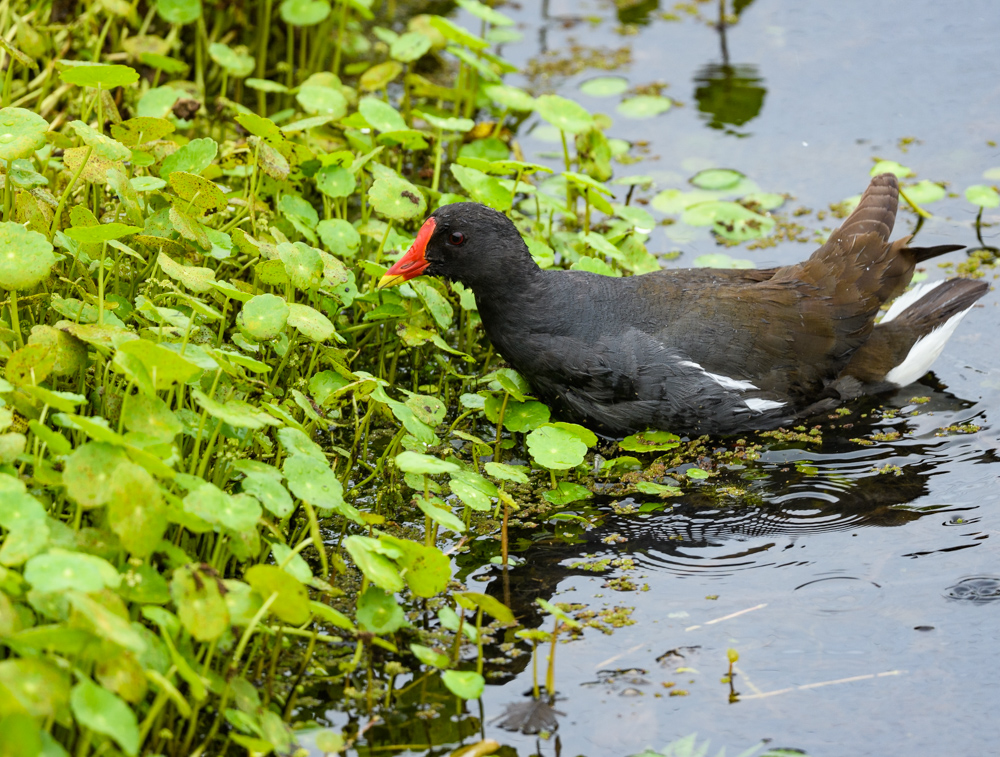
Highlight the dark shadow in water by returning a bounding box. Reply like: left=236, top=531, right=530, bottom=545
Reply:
left=693, top=0, right=766, bottom=135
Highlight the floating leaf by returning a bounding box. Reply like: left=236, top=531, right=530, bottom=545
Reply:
left=870, top=160, right=913, bottom=178
left=693, top=252, right=755, bottom=269
left=617, top=95, right=671, bottom=118
left=619, top=430, right=681, bottom=452
left=542, top=480, right=592, bottom=505
left=690, top=168, right=744, bottom=190
left=903, top=180, right=946, bottom=205
left=579, top=76, right=628, bottom=97
left=965, top=184, right=1000, bottom=208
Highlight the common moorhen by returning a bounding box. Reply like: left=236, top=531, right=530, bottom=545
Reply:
left=379, top=174, right=988, bottom=436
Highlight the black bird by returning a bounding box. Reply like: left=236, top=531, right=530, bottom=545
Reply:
left=379, top=174, right=987, bottom=436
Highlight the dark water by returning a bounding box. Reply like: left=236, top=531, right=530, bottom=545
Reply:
left=309, top=2, right=1000, bottom=755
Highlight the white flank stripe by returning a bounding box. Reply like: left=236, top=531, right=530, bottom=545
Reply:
left=745, top=398, right=787, bottom=413
left=704, top=371, right=759, bottom=392
left=881, top=280, right=946, bottom=324
left=885, top=306, right=974, bottom=387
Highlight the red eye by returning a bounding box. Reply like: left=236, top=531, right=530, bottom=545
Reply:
left=448, top=231, right=465, bottom=245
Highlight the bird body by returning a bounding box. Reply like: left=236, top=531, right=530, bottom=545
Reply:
left=379, top=174, right=987, bottom=436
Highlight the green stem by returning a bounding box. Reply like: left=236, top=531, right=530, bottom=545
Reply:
left=7, top=288, right=22, bottom=347
left=50, top=145, right=94, bottom=241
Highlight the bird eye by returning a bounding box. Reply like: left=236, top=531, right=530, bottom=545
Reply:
left=448, top=231, right=465, bottom=246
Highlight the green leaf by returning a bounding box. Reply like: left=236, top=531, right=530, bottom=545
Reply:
left=526, top=425, right=588, bottom=470
left=296, top=85, right=348, bottom=117
left=183, top=483, right=261, bottom=532
left=449, top=470, right=496, bottom=511
left=59, top=63, right=139, bottom=89
left=191, top=389, right=280, bottom=429
left=416, top=496, right=466, bottom=533
left=870, top=160, right=913, bottom=178
left=64, top=223, right=141, bottom=244
left=0, top=107, right=48, bottom=162
left=579, top=75, right=628, bottom=97
left=635, top=481, right=681, bottom=497
left=454, top=591, right=515, bottom=623
left=280, top=0, right=331, bottom=25
left=535, top=94, right=594, bottom=134
left=0, top=222, right=55, bottom=290
left=693, top=252, right=755, bottom=269
left=965, top=184, right=1000, bottom=208
left=441, top=670, right=484, bottom=700
left=171, top=564, right=230, bottom=641
left=428, top=16, right=489, bottom=51
left=63, top=442, right=129, bottom=507
left=108, top=462, right=168, bottom=557
left=617, top=95, right=671, bottom=118
left=343, top=536, right=405, bottom=592
left=542, top=480, right=592, bottom=505
left=484, top=461, right=529, bottom=484
left=367, top=171, right=427, bottom=221
left=70, top=679, right=140, bottom=756
left=282, top=455, right=359, bottom=520
left=240, top=294, right=289, bottom=340
left=287, top=303, right=337, bottom=341
left=378, top=533, right=451, bottom=597
left=113, top=339, right=201, bottom=392
left=390, top=31, right=432, bottom=62
left=450, top=164, right=511, bottom=211
left=682, top=201, right=774, bottom=241
left=244, top=564, right=312, bottom=625
left=690, top=168, right=744, bottom=190
left=410, top=643, right=449, bottom=668
left=159, top=137, right=218, bottom=178
left=619, top=430, right=681, bottom=452
left=395, top=451, right=459, bottom=475
left=24, top=549, right=120, bottom=593
left=356, top=586, right=406, bottom=633
left=686, top=467, right=711, bottom=479
left=157, top=0, right=202, bottom=24
left=902, top=180, right=946, bottom=205
left=483, top=83, right=535, bottom=111
left=69, top=120, right=130, bottom=161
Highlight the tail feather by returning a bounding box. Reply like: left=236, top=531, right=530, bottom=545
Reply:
left=840, top=278, right=988, bottom=389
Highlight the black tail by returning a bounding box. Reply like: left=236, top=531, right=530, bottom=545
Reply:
left=908, top=244, right=966, bottom=264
